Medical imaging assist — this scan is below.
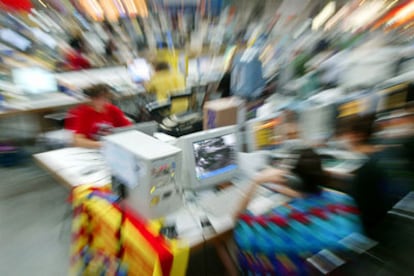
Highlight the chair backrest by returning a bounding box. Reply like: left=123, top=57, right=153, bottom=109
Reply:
left=169, top=90, right=192, bottom=115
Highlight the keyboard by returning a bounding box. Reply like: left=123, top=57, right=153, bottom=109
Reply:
left=197, top=186, right=245, bottom=217
left=197, top=184, right=291, bottom=218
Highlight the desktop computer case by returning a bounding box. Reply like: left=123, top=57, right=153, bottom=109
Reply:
left=103, top=131, right=183, bottom=220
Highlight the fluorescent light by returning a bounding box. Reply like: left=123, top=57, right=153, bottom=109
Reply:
left=312, top=1, right=336, bottom=31
left=324, top=3, right=350, bottom=31
left=389, top=2, right=414, bottom=25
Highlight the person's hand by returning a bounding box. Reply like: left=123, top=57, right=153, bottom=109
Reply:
left=253, top=167, right=287, bottom=185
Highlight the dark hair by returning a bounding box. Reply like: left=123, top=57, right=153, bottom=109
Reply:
left=283, top=109, right=299, bottom=123
left=336, top=114, right=375, bottom=143
left=83, top=84, right=112, bottom=99
left=154, top=62, right=170, bottom=72
left=291, top=148, right=326, bottom=194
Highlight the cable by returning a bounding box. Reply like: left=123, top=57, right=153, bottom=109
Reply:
left=115, top=194, right=126, bottom=275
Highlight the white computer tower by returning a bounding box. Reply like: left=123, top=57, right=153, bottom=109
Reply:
left=102, top=131, right=183, bottom=220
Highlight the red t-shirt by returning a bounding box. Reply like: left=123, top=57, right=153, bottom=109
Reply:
left=66, top=51, right=91, bottom=70
left=74, top=104, right=132, bottom=140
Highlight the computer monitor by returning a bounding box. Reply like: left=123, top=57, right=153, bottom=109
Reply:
left=177, top=126, right=239, bottom=190
left=12, top=67, right=57, bottom=95
left=127, top=58, right=152, bottom=83
left=245, top=113, right=285, bottom=152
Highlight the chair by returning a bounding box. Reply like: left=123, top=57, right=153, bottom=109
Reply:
left=145, top=100, right=172, bottom=123
left=38, top=106, right=83, bottom=149
left=170, top=90, right=193, bottom=114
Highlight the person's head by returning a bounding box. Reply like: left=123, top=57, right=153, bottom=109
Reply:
left=154, top=62, right=170, bottom=72
left=283, top=109, right=300, bottom=140
left=336, top=114, right=375, bottom=146
left=83, top=84, right=112, bottom=110
left=290, top=148, right=326, bottom=194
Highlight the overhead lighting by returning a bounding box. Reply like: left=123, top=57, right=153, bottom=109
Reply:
left=324, top=3, right=350, bottom=31
left=388, top=1, right=414, bottom=26
left=113, top=0, right=126, bottom=16
left=312, top=1, right=336, bottom=31
left=100, top=0, right=119, bottom=22
left=79, top=0, right=104, bottom=21
left=134, top=0, right=148, bottom=17
left=123, top=0, right=137, bottom=16
left=38, top=0, right=47, bottom=8
left=345, top=0, right=386, bottom=32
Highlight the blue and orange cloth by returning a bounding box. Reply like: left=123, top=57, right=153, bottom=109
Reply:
left=234, top=190, right=363, bottom=275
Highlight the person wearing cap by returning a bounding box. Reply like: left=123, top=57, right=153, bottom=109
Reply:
left=73, top=84, right=132, bottom=149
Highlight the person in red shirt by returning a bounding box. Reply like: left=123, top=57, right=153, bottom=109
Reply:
left=65, top=49, right=91, bottom=70
left=73, top=84, right=132, bottom=148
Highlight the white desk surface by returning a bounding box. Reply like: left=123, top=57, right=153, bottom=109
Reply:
left=33, top=147, right=111, bottom=188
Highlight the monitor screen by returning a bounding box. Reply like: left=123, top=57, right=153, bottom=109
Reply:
left=12, top=67, right=57, bottom=94
left=192, top=133, right=237, bottom=180
left=128, top=58, right=152, bottom=83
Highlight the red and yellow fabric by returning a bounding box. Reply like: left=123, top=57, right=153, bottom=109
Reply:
left=70, top=185, right=189, bottom=276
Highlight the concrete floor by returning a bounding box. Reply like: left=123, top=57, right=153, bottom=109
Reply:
left=0, top=158, right=71, bottom=276
left=0, top=152, right=228, bottom=276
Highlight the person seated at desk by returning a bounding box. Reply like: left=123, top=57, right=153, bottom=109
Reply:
left=236, top=148, right=326, bottom=216
left=146, top=62, right=187, bottom=114
left=73, top=84, right=132, bottom=149
left=215, top=148, right=327, bottom=276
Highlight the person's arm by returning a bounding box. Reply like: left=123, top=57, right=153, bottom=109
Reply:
left=73, top=133, right=102, bottom=149
left=233, top=168, right=301, bottom=218
left=110, top=105, right=132, bottom=127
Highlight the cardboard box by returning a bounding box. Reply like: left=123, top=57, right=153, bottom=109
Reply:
left=203, top=97, right=245, bottom=129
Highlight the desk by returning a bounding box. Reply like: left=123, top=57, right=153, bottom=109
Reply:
left=0, top=95, right=86, bottom=142
left=0, top=93, right=86, bottom=118
left=33, top=147, right=111, bottom=189
left=34, top=148, right=240, bottom=241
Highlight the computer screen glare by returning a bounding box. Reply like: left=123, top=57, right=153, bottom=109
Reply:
left=12, top=67, right=57, bottom=94
left=192, top=133, right=237, bottom=180
left=128, top=58, right=152, bottom=83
